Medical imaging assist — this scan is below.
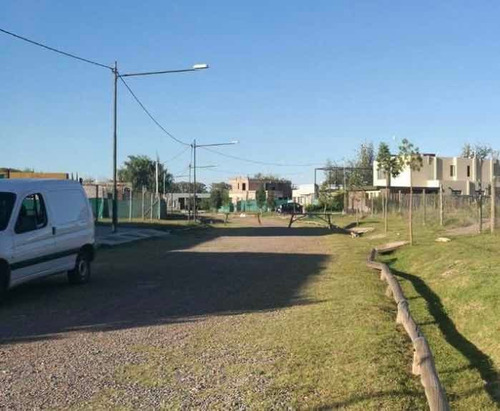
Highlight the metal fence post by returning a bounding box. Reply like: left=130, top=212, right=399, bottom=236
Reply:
left=142, top=187, right=145, bottom=220
left=150, top=193, right=154, bottom=221
left=491, top=178, right=496, bottom=234
left=129, top=189, right=133, bottom=222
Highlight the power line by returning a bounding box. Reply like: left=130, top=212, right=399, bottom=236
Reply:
left=164, top=146, right=190, bottom=163
left=0, top=27, right=112, bottom=70
left=119, top=76, right=190, bottom=147
left=201, top=146, right=322, bottom=167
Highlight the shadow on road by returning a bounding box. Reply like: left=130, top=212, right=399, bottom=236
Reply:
left=0, top=225, right=330, bottom=345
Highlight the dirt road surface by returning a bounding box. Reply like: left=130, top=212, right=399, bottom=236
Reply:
left=0, top=217, right=422, bottom=409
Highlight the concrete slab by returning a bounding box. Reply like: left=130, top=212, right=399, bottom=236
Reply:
left=95, top=226, right=170, bottom=247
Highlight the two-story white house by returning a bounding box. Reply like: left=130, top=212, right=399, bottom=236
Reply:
left=373, top=154, right=500, bottom=195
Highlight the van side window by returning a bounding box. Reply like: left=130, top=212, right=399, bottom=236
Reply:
left=15, top=194, right=48, bottom=234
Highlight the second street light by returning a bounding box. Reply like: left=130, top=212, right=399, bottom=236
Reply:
left=192, top=140, right=238, bottom=221
left=111, top=62, right=209, bottom=233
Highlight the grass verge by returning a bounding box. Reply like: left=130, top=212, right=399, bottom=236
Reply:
left=377, top=214, right=498, bottom=409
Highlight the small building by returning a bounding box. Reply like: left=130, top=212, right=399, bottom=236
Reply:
left=292, top=184, right=316, bottom=206
left=165, top=193, right=210, bottom=211
left=82, top=182, right=132, bottom=201
left=229, top=176, right=292, bottom=205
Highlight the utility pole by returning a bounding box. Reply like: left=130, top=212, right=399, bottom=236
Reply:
left=193, top=139, right=197, bottom=222
left=189, top=139, right=238, bottom=221
left=188, top=162, right=192, bottom=221
left=112, top=61, right=118, bottom=233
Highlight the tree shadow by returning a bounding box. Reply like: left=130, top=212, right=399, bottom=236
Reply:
left=387, top=261, right=500, bottom=403
left=0, top=226, right=329, bottom=345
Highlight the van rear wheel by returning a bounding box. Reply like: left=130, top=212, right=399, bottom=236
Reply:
left=68, top=252, right=91, bottom=285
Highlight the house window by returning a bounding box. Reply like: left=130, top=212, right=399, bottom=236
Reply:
left=237, top=183, right=240, bottom=190
left=377, top=169, right=385, bottom=180
left=242, top=183, right=246, bottom=191
left=467, top=165, right=470, bottom=177
left=450, top=165, right=456, bottom=177
left=15, top=193, right=47, bottom=234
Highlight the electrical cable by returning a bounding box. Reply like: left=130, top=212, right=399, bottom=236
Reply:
left=0, top=27, right=112, bottom=70
left=201, top=146, right=322, bottom=167
left=119, top=76, right=190, bottom=147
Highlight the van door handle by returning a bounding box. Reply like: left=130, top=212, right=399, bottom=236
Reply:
left=52, top=227, right=57, bottom=235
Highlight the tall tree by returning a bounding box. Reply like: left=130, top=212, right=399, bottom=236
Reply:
left=348, top=142, right=375, bottom=188
left=209, top=182, right=231, bottom=210
left=255, top=184, right=267, bottom=210
left=171, top=181, right=207, bottom=194
left=118, top=155, right=172, bottom=193
left=461, top=143, right=493, bottom=160
left=376, top=142, right=402, bottom=233
left=397, top=138, right=423, bottom=246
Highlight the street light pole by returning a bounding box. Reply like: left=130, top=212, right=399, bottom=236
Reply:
left=112, top=61, right=118, bottom=233
left=111, top=63, right=209, bottom=232
left=191, top=140, right=238, bottom=222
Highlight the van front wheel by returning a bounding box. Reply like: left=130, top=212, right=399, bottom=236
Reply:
left=68, top=252, right=91, bottom=285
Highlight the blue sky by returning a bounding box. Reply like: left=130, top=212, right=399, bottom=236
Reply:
left=2, top=1, right=500, bottom=185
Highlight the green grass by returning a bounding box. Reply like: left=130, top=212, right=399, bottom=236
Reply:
left=80, top=216, right=430, bottom=409
left=375, top=214, right=499, bottom=409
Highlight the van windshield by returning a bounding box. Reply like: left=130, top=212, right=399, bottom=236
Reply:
left=0, top=192, right=16, bottom=231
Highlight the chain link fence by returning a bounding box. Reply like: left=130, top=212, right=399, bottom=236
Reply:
left=370, top=189, right=498, bottom=232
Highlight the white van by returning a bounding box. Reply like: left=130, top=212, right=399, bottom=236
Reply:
left=0, top=179, right=95, bottom=300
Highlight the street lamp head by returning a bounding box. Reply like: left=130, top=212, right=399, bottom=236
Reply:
left=192, top=63, right=209, bottom=70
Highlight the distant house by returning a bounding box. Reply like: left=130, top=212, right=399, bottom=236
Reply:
left=229, top=176, right=292, bottom=205
left=292, top=184, right=316, bottom=206
left=82, top=182, right=132, bottom=201
left=373, top=154, right=500, bottom=195
left=165, top=193, right=210, bottom=211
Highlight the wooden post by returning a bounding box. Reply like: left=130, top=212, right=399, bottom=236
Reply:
left=423, top=188, right=426, bottom=226
left=142, top=187, right=145, bottom=220
left=371, top=196, right=374, bottom=217
left=413, top=337, right=450, bottom=411
left=491, top=178, right=496, bottom=233
left=439, top=184, right=444, bottom=226
left=398, top=190, right=402, bottom=213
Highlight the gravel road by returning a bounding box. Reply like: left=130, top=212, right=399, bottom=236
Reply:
left=0, top=218, right=332, bottom=409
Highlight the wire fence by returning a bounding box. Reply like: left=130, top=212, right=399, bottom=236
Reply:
left=84, top=184, right=196, bottom=222
left=365, top=190, right=498, bottom=232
